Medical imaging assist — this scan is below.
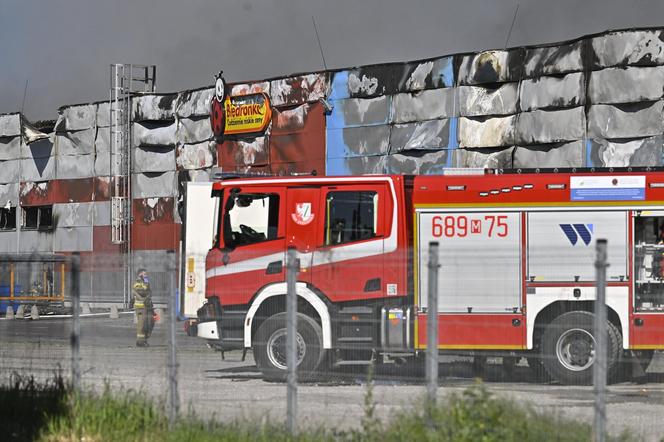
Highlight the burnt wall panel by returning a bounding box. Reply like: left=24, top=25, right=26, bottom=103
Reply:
left=132, top=172, right=176, bottom=198
left=132, top=94, right=176, bottom=122
left=59, top=104, right=96, bottom=131
left=56, top=154, right=94, bottom=179
left=458, top=83, right=518, bottom=117
left=347, top=64, right=399, bottom=98
left=19, top=181, right=54, bottom=206
left=21, top=137, right=54, bottom=159
left=55, top=129, right=95, bottom=155
left=588, top=136, right=663, bottom=167
left=174, top=88, right=214, bottom=118
left=0, top=160, right=20, bottom=183
left=0, top=113, right=21, bottom=137
left=176, top=141, right=216, bottom=170
left=591, top=30, right=664, bottom=68
left=176, top=117, right=213, bottom=144
left=458, top=115, right=516, bottom=148
left=389, top=119, right=452, bottom=152
left=0, top=136, right=20, bottom=160
left=21, top=155, right=55, bottom=181
left=326, top=155, right=387, bottom=176
left=270, top=73, right=328, bottom=106
left=219, top=137, right=269, bottom=169
left=326, top=125, right=391, bottom=159
left=398, top=56, right=454, bottom=92
left=458, top=49, right=523, bottom=85
left=523, top=40, right=585, bottom=77
left=587, top=101, right=663, bottom=139
left=391, top=88, right=455, bottom=123
left=0, top=183, right=18, bottom=205
left=230, top=81, right=270, bottom=96
left=131, top=222, right=179, bottom=251
left=54, top=226, right=93, bottom=252
left=133, top=198, right=175, bottom=225
left=516, top=107, right=586, bottom=145
left=326, top=96, right=391, bottom=129
left=18, top=230, right=53, bottom=253
left=53, top=202, right=93, bottom=228
left=93, top=201, right=111, bottom=227
left=96, top=102, right=111, bottom=128
left=133, top=121, right=177, bottom=147
left=53, top=178, right=95, bottom=204
left=0, top=231, right=18, bottom=253
left=454, top=147, right=514, bottom=169
left=589, top=66, right=664, bottom=104
left=386, top=150, right=450, bottom=174
left=513, top=141, right=584, bottom=168
left=133, top=146, right=175, bottom=173
left=519, top=73, right=585, bottom=111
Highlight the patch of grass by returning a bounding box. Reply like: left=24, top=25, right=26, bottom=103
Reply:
left=0, top=376, right=639, bottom=442
left=0, top=372, right=69, bottom=441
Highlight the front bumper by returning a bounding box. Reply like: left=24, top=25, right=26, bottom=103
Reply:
left=197, top=320, right=220, bottom=340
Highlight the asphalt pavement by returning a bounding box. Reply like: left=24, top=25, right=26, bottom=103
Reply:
left=1, top=315, right=664, bottom=440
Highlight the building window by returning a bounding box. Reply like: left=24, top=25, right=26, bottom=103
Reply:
left=325, top=191, right=378, bottom=246
left=0, top=206, right=16, bottom=230
left=22, top=205, right=53, bottom=230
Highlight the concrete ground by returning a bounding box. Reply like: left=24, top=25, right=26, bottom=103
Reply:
left=1, top=315, right=664, bottom=441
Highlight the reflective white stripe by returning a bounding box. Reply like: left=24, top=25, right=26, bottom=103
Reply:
left=244, top=282, right=332, bottom=349
left=205, top=252, right=285, bottom=279
left=197, top=321, right=220, bottom=340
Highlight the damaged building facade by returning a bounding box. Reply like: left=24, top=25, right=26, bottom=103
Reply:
left=1, top=27, right=663, bottom=305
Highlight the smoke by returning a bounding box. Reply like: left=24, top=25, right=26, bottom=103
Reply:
left=1, top=0, right=662, bottom=120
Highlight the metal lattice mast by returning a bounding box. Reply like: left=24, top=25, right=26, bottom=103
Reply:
left=109, top=64, right=156, bottom=306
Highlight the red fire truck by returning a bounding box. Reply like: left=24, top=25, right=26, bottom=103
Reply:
left=187, top=169, right=664, bottom=384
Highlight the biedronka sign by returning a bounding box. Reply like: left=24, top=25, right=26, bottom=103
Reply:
left=210, top=72, right=272, bottom=140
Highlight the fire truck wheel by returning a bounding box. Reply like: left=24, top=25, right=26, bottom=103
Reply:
left=254, top=312, right=325, bottom=382
left=541, top=311, right=621, bottom=385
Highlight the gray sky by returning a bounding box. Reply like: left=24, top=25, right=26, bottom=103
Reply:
left=2, top=0, right=664, bottom=121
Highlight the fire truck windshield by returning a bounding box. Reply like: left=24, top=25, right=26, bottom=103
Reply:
left=224, top=193, right=280, bottom=247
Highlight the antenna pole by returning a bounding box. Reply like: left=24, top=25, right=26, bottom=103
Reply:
left=312, top=16, right=328, bottom=71
left=21, top=79, right=29, bottom=114
left=504, top=3, right=520, bottom=49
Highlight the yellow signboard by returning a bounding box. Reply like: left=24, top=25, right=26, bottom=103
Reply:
left=224, top=93, right=272, bottom=136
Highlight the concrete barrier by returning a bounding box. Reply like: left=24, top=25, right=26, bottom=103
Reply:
left=81, top=304, right=91, bottom=315
left=109, top=305, right=119, bottom=319
left=5, top=306, right=14, bottom=319
left=30, top=305, right=40, bottom=320
left=15, top=305, right=25, bottom=319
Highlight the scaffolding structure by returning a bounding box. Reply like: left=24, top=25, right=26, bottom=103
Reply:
left=109, top=64, right=156, bottom=305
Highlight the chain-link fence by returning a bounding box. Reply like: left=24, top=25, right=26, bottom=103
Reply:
left=2, top=245, right=663, bottom=440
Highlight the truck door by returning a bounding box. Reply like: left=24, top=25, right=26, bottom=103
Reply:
left=285, top=187, right=321, bottom=282
left=207, top=187, right=285, bottom=306
left=632, top=211, right=664, bottom=349
left=417, top=211, right=525, bottom=349
left=312, top=184, right=387, bottom=302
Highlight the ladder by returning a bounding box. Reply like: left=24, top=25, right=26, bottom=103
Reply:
left=109, top=64, right=156, bottom=305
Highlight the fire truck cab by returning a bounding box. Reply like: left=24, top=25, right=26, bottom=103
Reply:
left=190, top=169, right=664, bottom=384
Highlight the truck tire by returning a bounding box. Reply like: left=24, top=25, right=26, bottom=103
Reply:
left=541, top=311, right=621, bottom=385
left=254, top=312, right=325, bottom=382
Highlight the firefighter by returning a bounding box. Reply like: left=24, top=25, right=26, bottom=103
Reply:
left=133, top=268, right=154, bottom=347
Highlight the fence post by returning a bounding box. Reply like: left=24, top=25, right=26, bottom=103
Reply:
left=426, top=242, right=440, bottom=411
left=167, top=250, right=179, bottom=427
left=70, top=253, right=81, bottom=393
left=593, top=239, right=608, bottom=442
left=286, top=247, right=298, bottom=434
